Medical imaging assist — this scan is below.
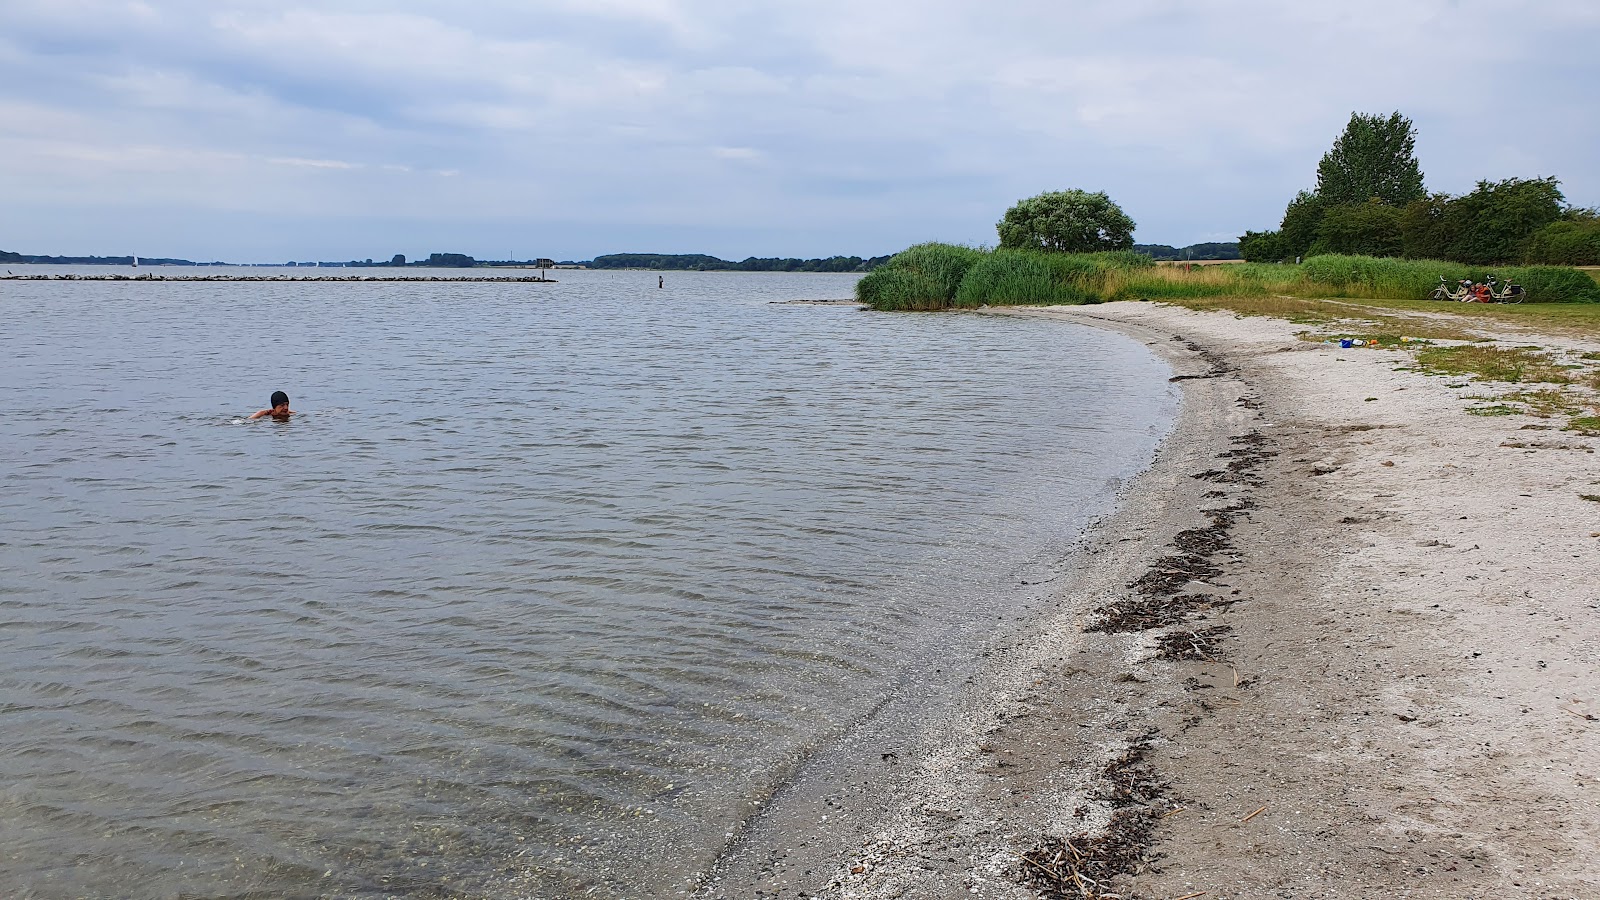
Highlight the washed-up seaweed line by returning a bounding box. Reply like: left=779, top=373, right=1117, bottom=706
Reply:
left=1018, top=427, right=1275, bottom=899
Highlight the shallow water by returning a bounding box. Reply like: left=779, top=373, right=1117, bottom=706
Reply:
left=0, top=267, right=1174, bottom=897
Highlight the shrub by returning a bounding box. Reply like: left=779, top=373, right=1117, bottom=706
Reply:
left=1495, top=265, right=1600, bottom=303
left=1311, top=200, right=1404, bottom=258
left=854, top=242, right=985, bottom=310
left=1441, top=177, right=1565, bottom=265
left=1521, top=218, right=1600, bottom=266
left=1239, top=229, right=1287, bottom=263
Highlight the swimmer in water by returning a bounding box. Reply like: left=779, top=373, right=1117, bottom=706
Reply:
left=249, top=390, right=295, bottom=420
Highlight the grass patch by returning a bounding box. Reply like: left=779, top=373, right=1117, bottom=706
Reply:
left=1411, top=345, right=1575, bottom=384
left=1501, top=389, right=1583, bottom=418
left=1580, top=494, right=1600, bottom=502
left=1467, top=404, right=1521, bottom=416
left=1567, top=416, right=1600, bottom=436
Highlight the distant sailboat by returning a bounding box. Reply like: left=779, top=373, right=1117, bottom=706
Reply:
left=132, top=255, right=139, bottom=269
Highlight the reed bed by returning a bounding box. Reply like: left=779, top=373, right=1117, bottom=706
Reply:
left=856, top=249, right=1600, bottom=310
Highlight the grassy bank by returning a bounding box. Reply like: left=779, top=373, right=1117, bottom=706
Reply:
left=855, top=248, right=1600, bottom=310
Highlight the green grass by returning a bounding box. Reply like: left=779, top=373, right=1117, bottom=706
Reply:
left=859, top=248, right=1600, bottom=312
left=1412, top=345, right=1574, bottom=384
left=1568, top=416, right=1600, bottom=436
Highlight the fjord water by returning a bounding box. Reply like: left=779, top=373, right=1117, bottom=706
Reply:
left=0, top=268, right=1174, bottom=898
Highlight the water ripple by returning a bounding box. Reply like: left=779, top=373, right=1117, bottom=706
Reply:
left=0, top=270, right=1173, bottom=898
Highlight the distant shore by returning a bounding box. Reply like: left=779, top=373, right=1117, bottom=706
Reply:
left=697, top=301, right=1600, bottom=899
left=0, top=273, right=556, bottom=283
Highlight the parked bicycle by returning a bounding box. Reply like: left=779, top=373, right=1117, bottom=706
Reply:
left=1486, top=274, right=1525, bottom=304
left=1429, top=275, right=1473, bottom=302
left=1429, top=274, right=1527, bottom=303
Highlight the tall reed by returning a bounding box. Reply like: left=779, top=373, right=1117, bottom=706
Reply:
left=853, top=243, right=984, bottom=310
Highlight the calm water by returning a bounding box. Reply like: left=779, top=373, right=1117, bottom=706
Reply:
left=0, top=267, right=1175, bottom=898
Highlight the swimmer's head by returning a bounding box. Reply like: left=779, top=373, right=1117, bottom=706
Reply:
left=270, top=391, right=289, bottom=408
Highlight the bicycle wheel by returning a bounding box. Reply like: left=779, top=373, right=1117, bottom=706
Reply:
left=1429, top=288, right=1447, bottom=301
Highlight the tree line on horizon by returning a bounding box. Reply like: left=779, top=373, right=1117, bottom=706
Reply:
left=1239, top=111, right=1600, bottom=266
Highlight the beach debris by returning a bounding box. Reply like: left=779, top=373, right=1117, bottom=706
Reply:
left=1019, top=738, right=1166, bottom=899
left=1154, top=626, right=1233, bottom=661
left=1240, top=805, right=1269, bottom=823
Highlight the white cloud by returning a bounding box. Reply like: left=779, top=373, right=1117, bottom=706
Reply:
left=1, top=0, right=1597, bottom=259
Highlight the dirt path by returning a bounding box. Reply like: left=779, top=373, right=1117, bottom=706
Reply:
left=696, top=301, right=1600, bottom=900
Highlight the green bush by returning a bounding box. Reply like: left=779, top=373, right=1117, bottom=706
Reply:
left=1495, top=265, right=1600, bottom=303
left=854, top=242, right=985, bottom=310
left=1310, top=200, right=1404, bottom=258
left=1522, top=219, right=1600, bottom=266
left=1239, top=229, right=1287, bottom=263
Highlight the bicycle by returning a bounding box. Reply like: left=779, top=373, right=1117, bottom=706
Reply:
left=1429, top=275, right=1473, bottom=302
left=1486, top=274, right=1525, bottom=304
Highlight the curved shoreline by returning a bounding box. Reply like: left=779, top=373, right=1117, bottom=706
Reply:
left=694, top=307, right=1244, bottom=897
left=696, top=300, right=1600, bottom=899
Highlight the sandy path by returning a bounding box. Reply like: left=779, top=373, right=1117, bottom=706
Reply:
left=696, top=301, right=1600, bottom=900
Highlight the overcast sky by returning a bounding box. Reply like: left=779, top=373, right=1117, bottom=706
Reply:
left=3, top=0, right=1596, bottom=262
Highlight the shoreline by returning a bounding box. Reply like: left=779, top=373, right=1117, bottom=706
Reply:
left=696, top=301, right=1600, bottom=898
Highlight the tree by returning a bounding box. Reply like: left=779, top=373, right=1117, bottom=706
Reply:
left=1399, top=194, right=1456, bottom=261
left=997, top=190, right=1135, bottom=253
left=1446, top=177, right=1564, bottom=264
left=1522, top=219, right=1600, bottom=266
left=1238, top=230, right=1287, bottom=263
left=1314, top=111, right=1426, bottom=207
left=1278, top=191, right=1326, bottom=258
left=1310, top=199, right=1404, bottom=257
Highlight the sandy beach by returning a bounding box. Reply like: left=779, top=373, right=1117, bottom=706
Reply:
left=697, top=300, right=1600, bottom=899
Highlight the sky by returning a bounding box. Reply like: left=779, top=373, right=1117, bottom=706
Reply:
left=2, top=0, right=1597, bottom=263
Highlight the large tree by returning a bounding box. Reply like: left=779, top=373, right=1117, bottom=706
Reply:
left=997, top=190, right=1135, bottom=253
left=1315, top=111, right=1427, bottom=208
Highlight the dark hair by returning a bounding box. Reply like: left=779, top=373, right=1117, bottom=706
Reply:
left=270, top=391, right=289, bottom=407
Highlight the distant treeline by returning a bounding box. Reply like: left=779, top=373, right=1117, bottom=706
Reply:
left=0, top=251, right=208, bottom=266
left=586, top=253, right=892, bottom=272
left=2, top=249, right=888, bottom=271
left=1132, top=242, right=1241, bottom=261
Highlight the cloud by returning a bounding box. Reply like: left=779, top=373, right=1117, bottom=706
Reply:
left=1, top=0, right=1597, bottom=260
